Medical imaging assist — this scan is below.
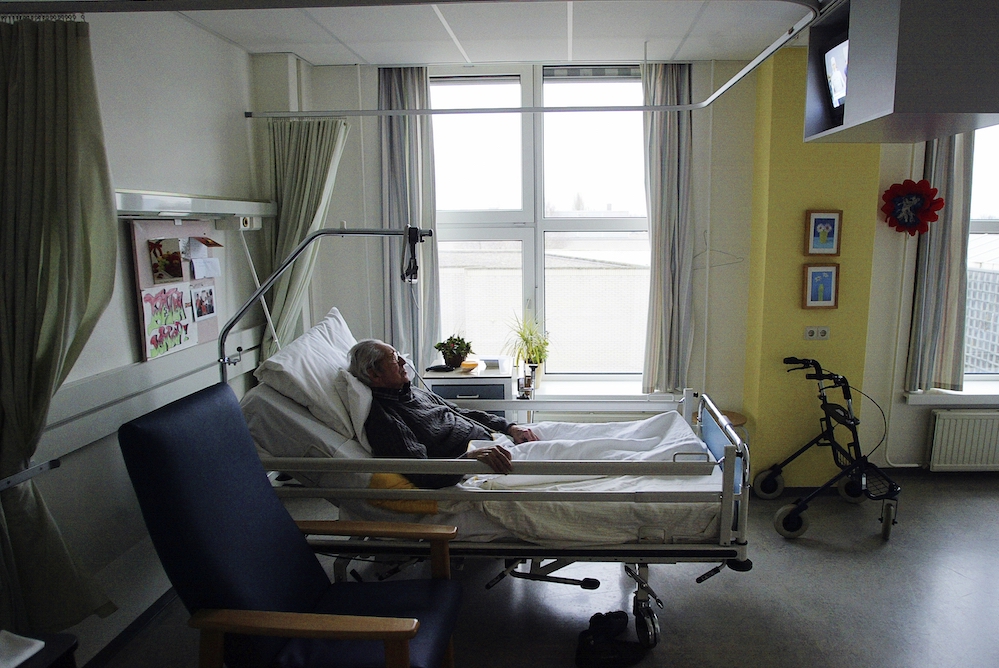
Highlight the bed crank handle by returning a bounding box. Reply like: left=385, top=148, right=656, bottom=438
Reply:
left=696, top=557, right=753, bottom=583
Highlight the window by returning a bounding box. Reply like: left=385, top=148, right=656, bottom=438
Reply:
left=430, top=77, right=522, bottom=212
left=965, top=124, right=999, bottom=375
left=542, top=72, right=646, bottom=218
left=438, top=239, right=524, bottom=357
left=431, top=66, right=649, bottom=375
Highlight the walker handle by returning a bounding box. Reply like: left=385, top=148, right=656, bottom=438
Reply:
left=783, top=357, right=822, bottom=376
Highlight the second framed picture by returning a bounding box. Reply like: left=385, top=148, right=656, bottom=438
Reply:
left=803, top=264, right=839, bottom=309
left=805, top=210, right=842, bottom=256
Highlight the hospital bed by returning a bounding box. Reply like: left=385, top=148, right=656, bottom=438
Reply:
left=236, top=307, right=751, bottom=648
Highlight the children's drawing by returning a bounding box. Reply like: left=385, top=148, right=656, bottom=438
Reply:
left=141, top=284, right=197, bottom=359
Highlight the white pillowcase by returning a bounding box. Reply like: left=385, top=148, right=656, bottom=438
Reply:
left=332, top=368, right=374, bottom=452
left=254, top=307, right=358, bottom=437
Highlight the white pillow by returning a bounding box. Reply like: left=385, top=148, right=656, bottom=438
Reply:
left=254, top=307, right=357, bottom=437
left=333, top=369, right=374, bottom=453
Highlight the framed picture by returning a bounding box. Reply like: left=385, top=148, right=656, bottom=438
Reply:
left=805, top=210, right=842, bottom=256
left=803, top=264, right=839, bottom=309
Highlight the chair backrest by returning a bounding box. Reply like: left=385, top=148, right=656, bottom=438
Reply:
left=118, top=383, right=330, bottom=622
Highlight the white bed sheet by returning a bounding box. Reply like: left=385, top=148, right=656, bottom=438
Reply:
left=241, top=384, right=724, bottom=546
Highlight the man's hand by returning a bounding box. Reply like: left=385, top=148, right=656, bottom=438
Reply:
left=507, top=425, right=538, bottom=444
left=464, top=444, right=513, bottom=474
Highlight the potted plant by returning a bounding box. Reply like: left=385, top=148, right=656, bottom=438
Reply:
left=434, top=335, right=473, bottom=369
left=507, top=315, right=549, bottom=390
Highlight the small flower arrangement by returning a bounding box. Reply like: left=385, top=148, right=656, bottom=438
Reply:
left=434, top=335, right=473, bottom=369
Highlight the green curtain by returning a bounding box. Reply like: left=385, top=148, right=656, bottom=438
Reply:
left=263, top=118, right=349, bottom=358
left=0, top=19, right=117, bottom=632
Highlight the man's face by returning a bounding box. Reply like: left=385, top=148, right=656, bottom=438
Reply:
left=368, top=343, right=409, bottom=389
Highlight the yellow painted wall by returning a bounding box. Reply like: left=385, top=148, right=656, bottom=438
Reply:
left=743, top=48, right=882, bottom=486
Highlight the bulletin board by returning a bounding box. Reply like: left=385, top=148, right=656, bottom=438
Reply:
left=130, top=219, right=223, bottom=361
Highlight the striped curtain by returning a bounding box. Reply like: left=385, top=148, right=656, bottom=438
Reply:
left=379, top=67, right=440, bottom=370
left=641, top=63, right=693, bottom=394
left=906, top=133, right=975, bottom=391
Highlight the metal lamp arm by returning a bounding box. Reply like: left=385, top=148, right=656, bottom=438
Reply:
left=218, top=225, right=432, bottom=383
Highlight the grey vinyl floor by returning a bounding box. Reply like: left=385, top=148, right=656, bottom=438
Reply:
left=96, top=469, right=999, bottom=668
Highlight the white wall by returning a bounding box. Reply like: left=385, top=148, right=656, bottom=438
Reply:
left=861, top=142, right=940, bottom=468
left=306, top=65, right=387, bottom=340
left=32, top=13, right=265, bottom=664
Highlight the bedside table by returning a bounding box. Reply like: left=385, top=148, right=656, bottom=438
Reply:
left=423, top=357, right=516, bottom=417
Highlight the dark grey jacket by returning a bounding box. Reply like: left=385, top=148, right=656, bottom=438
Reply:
left=365, top=382, right=511, bottom=488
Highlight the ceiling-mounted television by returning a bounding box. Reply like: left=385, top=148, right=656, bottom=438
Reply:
left=824, top=39, right=849, bottom=111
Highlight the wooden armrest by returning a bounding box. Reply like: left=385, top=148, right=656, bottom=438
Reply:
left=189, top=608, right=418, bottom=640
left=295, top=520, right=456, bottom=579
left=295, top=520, right=457, bottom=541
left=189, top=609, right=416, bottom=668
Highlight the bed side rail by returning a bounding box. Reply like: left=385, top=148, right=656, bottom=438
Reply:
left=696, top=394, right=751, bottom=547
left=449, top=387, right=696, bottom=424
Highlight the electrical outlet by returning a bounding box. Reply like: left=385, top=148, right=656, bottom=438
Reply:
left=804, top=326, right=830, bottom=340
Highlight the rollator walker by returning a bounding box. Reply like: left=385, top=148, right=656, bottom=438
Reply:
left=752, top=357, right=901, bottom=540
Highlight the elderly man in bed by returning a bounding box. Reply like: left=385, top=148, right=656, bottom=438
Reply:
left=348, top=339, right=538, bottom=489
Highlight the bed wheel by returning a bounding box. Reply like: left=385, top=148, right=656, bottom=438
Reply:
left=774, top=504, right=809, bottom=539
left=881, top=501, right=896, bottom=541
left=753, top=470, right=785, bottom=500
left=836, top=476, right=866, bottom=504
left=634, top=604, right=660, bottom=648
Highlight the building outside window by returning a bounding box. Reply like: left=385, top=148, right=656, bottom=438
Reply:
left=431, top=65, right=649, bottom=376
left=965, top=124, right=999, bottom=375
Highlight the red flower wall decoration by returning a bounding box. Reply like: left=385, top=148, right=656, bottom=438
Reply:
left=880, top=179, right=945, bottom=236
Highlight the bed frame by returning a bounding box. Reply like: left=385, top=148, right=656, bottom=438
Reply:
left=257, top=391, right=750, bottom=648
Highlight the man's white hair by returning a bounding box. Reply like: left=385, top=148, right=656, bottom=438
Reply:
left=348, top=339, right=388, bottom=386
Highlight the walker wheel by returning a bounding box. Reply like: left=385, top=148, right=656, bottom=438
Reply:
left=634, top=605, right=661, bottom=648
left=753, top=471, right=785, bottom=500
left=881, top=502, right=896, bottom=541
left=774, top=504, right=809, bottom=539
left=836, top=476, right=866, bottom=504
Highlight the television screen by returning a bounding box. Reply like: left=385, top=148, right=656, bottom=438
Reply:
left=824, top=40, right=849, bottom=109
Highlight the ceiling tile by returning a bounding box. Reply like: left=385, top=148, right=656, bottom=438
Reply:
left=305, top=5, right=463, bottom=64
left=437, top=1, right=568, bottom=63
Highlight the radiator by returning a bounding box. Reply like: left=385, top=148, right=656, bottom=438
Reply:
left=930, top=410, right=999, bottom=471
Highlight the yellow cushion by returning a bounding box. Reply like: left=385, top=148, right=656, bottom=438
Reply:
left=367, top=473, right=439, bottom=515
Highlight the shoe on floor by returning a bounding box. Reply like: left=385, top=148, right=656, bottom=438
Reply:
left=575, top=629, right=648, bottom=668
left=588, top=611, right=629, bottom=639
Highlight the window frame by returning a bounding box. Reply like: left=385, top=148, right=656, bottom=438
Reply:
left=964, top=218, right=999, bottom=382
left=431, top=65, right=535, bottom=227
left=430, top=64, right=649, bottom=378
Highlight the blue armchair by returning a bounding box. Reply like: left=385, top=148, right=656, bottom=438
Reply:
left=118, top=383, right=462, bottom=668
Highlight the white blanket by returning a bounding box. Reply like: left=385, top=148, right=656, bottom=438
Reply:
left=448, top=412, right=723, bottom=546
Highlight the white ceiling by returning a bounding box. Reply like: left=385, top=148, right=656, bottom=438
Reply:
left=174, top=1, right=814, bottom=67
